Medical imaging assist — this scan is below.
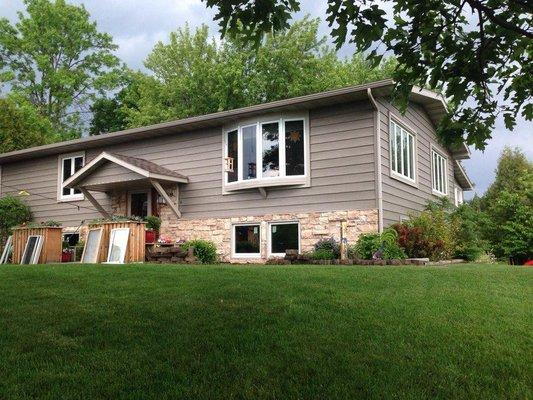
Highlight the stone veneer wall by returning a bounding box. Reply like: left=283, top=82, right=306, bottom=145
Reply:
left=90, top=191, right=378, bottom=263
left=160, top=207, right=378, bottom=263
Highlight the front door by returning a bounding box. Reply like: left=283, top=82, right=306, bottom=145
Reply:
left=129, top=191, right=151, bottom=218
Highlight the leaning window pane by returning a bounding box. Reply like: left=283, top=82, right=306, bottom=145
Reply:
left=242, top=125, right=257, bottom=180
left=262, top=122, right=279, bottom=177
left=402, top=130, right=409, bottom=177
left=235, top=225, right=260, bottom=254
left=271, top=223, right=299, bottom=254
left=227, top=130, right=238, bottom=183
left=285, top=120, right=304, bottom=176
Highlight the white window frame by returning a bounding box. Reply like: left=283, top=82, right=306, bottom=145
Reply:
left=231, top=223, right=262, bottom=259
left=268, top=221, right=300, bottom=257
left=389, top=117, right=417, bottom=185
left=454, top=186, right=464, bottom=206
left=431, top=148, right=448, bottom=196
left=58, top=152, right=85, bottom=201
left=222, top=112, right=310, bottom=193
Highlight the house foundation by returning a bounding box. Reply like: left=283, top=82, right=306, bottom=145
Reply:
left=159, top=208, right=378, bottom=263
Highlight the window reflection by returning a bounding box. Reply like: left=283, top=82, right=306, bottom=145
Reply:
left=242, top=125, right=257, bottom=180
left=262, top=122, right=279, bottom=177
left=285, top=120, right=304, bottom=176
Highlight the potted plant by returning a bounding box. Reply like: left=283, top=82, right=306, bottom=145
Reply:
left=144, top=216, right=162, bottom=244
left=61, top=240, right=73, bottom=262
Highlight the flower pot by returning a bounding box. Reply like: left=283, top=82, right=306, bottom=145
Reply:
left=61, top=251, right=72, bottom=263
left=145, top=230, right=157, bottom=244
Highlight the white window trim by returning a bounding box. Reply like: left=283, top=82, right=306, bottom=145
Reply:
left=454, top=186, right=463, bottom=206
left=231, top=223, right=262, bottom=259
left=58, top=152, right=85, bottom=202
left=388, top=115, right=417, bottom=187
left=268, top=221, right=300, bottom=257
left=431, top=147, right=448, bottom=196
left=127, top=190, right=152, bottom=217
left=222, top=111, right=310, bottom=194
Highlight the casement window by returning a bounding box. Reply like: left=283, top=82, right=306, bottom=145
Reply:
left=233, top=224, right=261, bottom=257
left=454, top=186, right=464, bottom=206
left=432, top=149, right=448, bottom=195
left=224, top=114, right=308, bottom=190
left=59, top=153, right=85, bottom=201
left=390, top=120, right=416, bottom=182
left=269, top=222, right=300, bottom=257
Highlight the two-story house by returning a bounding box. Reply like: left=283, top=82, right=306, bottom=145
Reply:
left=0, top=80, right=473, bottom=262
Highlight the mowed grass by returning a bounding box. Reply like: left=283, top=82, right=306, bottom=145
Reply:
left=0, top=264, right=531, bottom=400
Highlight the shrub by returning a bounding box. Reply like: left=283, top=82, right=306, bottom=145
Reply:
left=352, top=228, right=406, bottom=260
left=144, top=216, right=162, bottom=231
left=311, top=248, right=335, bottom=260
left=0, top=195, right=32, bottom=240
left=181, top=239, right=218, bottom=264
left=314, top=237, right=340, bottom=258
left=485, top=190, right=533, bottom=263
left=450, top=203, right=489, bottom=261
left=394, top=208, right=454, bottom=261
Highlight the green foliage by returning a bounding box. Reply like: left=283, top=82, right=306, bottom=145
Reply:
left=144, top=216, right=162, bottom=232
left=485, top=191, right=532, bottom=263
left=0, top=195, right=32, bottom=239
left=0, top=0, right=121, bottom=137
left=119, top=18, right=395, bottom=129
left=181, top=239, right=218, bottom=264
left=395, top=209, right=455, bottom=261
left=483, top=147, right=533, bottom=208
left=352, top=228, right=406, bottom=260
left=481, top=147, right=533, bottom=262
left=450, top=203, right=489, bottom=262
left=311, top=248, right=335, bottom=260
left=89, top=97, right=127, bottom=135
left=0, top=95, right=57, bottom=153
left=314, top=237, right=340, bottom=259
left=204, top=0, right=532, bottom=149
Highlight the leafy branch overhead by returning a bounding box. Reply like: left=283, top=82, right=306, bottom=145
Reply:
left=203, top=0, right=533, bottom=149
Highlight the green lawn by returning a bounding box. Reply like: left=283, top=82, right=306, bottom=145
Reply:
left=0, top=264, right=531, bottom=399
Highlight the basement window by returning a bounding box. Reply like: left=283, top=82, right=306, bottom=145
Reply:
left=269, top=222, right=300, bottom=257
left=233, top=224, right=261, bottom=258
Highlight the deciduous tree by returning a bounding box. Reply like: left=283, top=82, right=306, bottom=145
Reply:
left=203, top=0, right=532, bottom=149
left=0, top=0, right=121, bottom=138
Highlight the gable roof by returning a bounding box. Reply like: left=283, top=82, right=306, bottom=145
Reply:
left=63, top=151, right=188, bottom=189
left=0, top=79, right=469, bottom=164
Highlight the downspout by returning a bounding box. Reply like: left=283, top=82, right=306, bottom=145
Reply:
left=367, top=88, right=384, bottom=233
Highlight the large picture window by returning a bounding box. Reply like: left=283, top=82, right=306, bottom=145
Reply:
left=224, top=115, right=307, bottom=188
left=269, top=222, right=299, bottom=256
left=60, top=153, right=84, bottom=200
left=233, top=224, right=261, bottom=257
left=432, top=149, right=448, bottom=195
left=390, top=120, right=416, bottom=182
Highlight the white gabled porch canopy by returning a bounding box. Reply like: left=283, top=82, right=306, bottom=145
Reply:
left=63, top=151, right=188, bottom=219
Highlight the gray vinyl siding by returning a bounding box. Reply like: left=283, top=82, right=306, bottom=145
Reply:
left=0, top=100, right=377, bottom=226
left=0, top=152, right=112, bottom=227
left=79, top=161, right=144, bottom=187
left=378, top=99, right=455, bottom=226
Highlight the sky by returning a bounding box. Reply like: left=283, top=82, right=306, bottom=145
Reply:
left=1, top=0, right=531, bottom=196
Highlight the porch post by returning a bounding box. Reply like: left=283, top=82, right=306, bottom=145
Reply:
left=79, top=188, right=111, bottom=218
left=150, top=179, right=181, bottom=219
